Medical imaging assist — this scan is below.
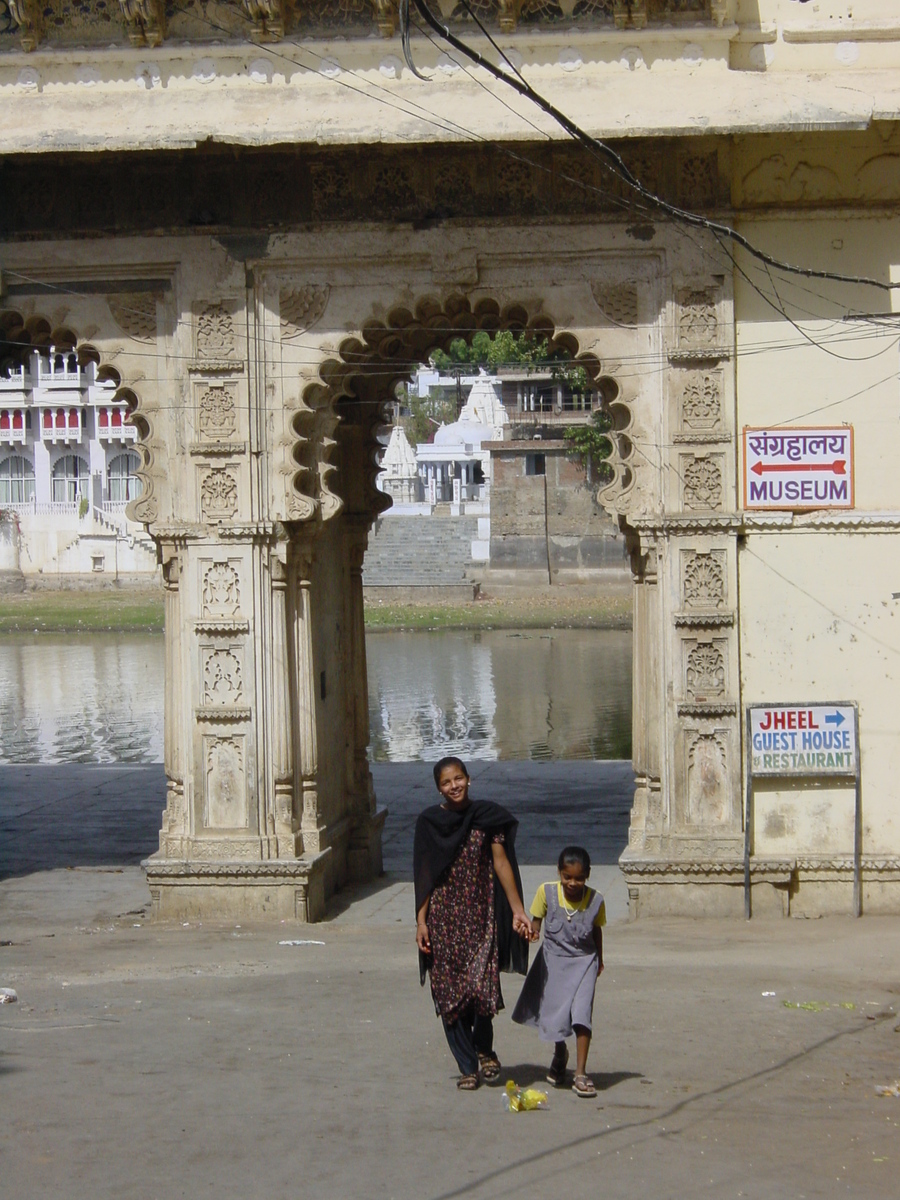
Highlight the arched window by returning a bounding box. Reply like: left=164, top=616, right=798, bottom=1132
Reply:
left=0, top=456, right=36, bottom=505
left=51, top=455, right=90, bottom=503
left=107, top=452, right=142, bottom=503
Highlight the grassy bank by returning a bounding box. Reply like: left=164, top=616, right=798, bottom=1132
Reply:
left=0, top=586, right=632, bottom=634
left=363, top=590, right=632, bottom=632
left=0, top=588, right=165, bottom=633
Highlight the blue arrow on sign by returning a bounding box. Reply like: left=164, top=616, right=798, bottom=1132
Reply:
left=825, top=711, right=846, bottom=726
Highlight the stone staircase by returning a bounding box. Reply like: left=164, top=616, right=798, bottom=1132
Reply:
left=363, top=514, right=479, bottom=587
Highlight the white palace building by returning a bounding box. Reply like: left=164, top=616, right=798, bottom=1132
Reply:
left=0, top=342, right=156, bottom=583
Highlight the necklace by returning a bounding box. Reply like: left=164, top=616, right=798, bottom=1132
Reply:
left=560, top=888, right=584, bottom=920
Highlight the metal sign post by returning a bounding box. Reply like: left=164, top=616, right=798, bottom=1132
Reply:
left=744, top=702, right=861, bottom=918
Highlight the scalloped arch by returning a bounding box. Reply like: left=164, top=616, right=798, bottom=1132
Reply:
left=0, top=308, right=157, bottom=523
left=288, top=292, right=632, bottom=523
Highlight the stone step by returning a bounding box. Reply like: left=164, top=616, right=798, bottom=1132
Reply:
left=363, top=515, right=479, bottom=586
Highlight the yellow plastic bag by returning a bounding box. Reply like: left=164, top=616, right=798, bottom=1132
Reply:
left=503, top=1079, right=549, bottom=1112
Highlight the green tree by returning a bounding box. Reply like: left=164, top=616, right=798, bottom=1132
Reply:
left=430, top=329, right=552, bottom=371
left=564, top=408, right=614, bottom=486
left=402, top=389, right=457, bottom=446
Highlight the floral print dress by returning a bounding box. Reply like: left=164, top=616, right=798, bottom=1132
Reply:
left=427, top=828, right=506, bottom=1022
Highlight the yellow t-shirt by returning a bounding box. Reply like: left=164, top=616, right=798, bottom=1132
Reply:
left=530, top=882, right=606, bottom=928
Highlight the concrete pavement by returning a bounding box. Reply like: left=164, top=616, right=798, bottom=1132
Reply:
left=2, top=762, right=899, bottom=1199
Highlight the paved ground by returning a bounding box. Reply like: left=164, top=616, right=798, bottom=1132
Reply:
left=2, top=763, right=899, bottom=1199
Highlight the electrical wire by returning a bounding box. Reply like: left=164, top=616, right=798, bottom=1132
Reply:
left=404, top=0, right=893, bottom=294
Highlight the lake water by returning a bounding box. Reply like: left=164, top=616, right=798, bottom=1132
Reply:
left=0, top=628, right=632, bottom=765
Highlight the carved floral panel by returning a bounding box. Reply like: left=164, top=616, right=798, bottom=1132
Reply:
left=201, top=560, right=242, bottom=618
left=677, top=288, right=719, bottom=351
left=681, top=455, right=723, bottom=511
left=686, top=732, right=729, bottom=826
left=195, top=302, right=237, bottom=360
left=680, top=371, right=722, bottom=433
left=683, top=551, right=725, bottom=610
left=685, top=640, right=726, bottom=700
left=200, top=467, right=239, bottom=521
left=198, top=385, right=237, bottom=440
left=203, top=647, right=243, bottom=705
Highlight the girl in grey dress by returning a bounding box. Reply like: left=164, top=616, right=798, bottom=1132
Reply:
left=511, top=845, right=605, bottom=1097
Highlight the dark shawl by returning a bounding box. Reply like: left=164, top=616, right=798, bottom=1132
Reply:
left=413, top=798, right=529, bottom=985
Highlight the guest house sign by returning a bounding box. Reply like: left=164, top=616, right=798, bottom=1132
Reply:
left=748, top=703, right=858, bottom=776
left=742, top=427, right=854, bottom=511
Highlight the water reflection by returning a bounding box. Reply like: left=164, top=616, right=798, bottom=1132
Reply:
left=0, top=627, right=632, bottom=765
left=0, top=633, right=164, bottom=764
left=366, top=628, right=632, bottom=763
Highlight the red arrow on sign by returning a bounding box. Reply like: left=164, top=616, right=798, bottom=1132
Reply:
left=751, top=460, right=846, bottom=476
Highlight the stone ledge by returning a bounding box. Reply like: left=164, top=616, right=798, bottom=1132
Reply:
left=143, top=849, right=332, bottom=922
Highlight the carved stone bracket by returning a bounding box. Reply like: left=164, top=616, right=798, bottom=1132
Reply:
left=241, top=0, right=286, bottom=41
left=119, top=0, right=166, bottom=48
left=194, top=619, right=251, bottom=635
left=7, top=0, right=42, bottom=51
left=373, top=0, right=399, bottom=36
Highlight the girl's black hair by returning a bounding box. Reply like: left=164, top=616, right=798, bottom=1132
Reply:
left=558, top=845, right=591, bottom=874
left=433, top=756, right=469, bottom=787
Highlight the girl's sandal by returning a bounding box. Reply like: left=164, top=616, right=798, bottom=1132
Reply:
left=477, top=1053, right=501, bottom=1083
left=457, top=1073, right=480, bottom=1091
left=547, top=1045, right=569, bottom=1087
left=572, top=1074, right=597, bottom=1098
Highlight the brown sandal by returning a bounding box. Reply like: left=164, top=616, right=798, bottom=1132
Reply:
left=457, top=1072, right=480, bottom=1091
left=478, top=1053, right=501, bottom=1083
left=572, top=1074, right=597, bottom=1098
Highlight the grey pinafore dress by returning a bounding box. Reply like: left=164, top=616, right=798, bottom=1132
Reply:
left=511, top=884, right=603, bottom=1043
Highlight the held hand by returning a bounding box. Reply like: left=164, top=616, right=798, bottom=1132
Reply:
left=416, top=921, right=431, bottom=954
left=512, top=912, right=534, bottom=940
left=529, top=925, right=541, bottom=943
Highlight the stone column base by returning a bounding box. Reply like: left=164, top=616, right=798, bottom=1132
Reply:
left=348, top=805, right=388, bottom=883
left=143, top=850, right=332, bottom=923
left=621, top=856, right=900, bottom=919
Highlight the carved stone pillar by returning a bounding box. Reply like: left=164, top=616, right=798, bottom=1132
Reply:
left=290, top=539, right=323, bottom=858
left=344, top=517, right=386, bottom=881
left=159, top=548, right=187, bottom=858
left=270, top=550, right=299, bottom=858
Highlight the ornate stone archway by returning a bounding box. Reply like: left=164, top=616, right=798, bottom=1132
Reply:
left=2, top=222, right=744, bottom=920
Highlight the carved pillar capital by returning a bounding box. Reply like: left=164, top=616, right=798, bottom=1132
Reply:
left=8, top=0, right=42, bottom=51
left=118, top=0, right=166, bottom=47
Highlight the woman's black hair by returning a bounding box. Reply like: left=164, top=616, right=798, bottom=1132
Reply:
left=558, top=845, right=591, bottom=874
left=433, top=755, right=469, bottom=787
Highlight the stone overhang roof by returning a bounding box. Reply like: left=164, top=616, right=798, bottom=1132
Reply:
left=1, top=17, right=900, bottom=157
